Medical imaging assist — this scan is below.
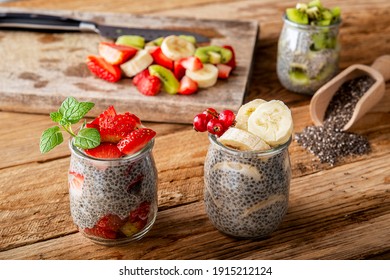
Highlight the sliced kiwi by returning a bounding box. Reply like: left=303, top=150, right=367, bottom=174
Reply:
left=308, top=0, right=322, bottom=9
left=148, top=64, right=180, bottom=95
left=116, top=35, right=145, bottom=49
left=286, top=8, right=309, bottom=24
left=289, top=70, right=310, bottom=85
left=194, top=46, right=232, bottom=64
left=179, top=35, right=197, bottom=44
left=145, top=37, right=164, bottom=47
left=208, top=51, right=222, bottom=64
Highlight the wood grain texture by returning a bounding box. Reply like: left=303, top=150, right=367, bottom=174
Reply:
left=0, top=7, right=258, bottom=123
left=0, top=0, right=390, bottom=260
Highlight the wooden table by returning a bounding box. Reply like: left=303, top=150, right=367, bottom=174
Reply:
left=0, top=0, right=389, bottom=260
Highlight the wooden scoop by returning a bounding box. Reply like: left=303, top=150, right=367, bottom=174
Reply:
left=310, top=55, right=390, bottom=131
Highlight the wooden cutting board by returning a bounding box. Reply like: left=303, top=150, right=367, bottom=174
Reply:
left=0, top=8, right=258, bottom=124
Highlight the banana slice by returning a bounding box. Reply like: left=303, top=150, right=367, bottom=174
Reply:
left=120, top=49, right=153, bottom=77
left=211, top=161, right=262, bottom=181
left=161, top=35, right=195, bottom=61
left=218, top=127, right=270, bottom=151
left=247, top=100, right=293, bottom=147
left=235, top=99, right=267, bottom=130
left=185, top=64, right=218, bottom=88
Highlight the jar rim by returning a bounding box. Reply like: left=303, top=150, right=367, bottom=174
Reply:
left=208, top=133, right=291, bottom=157
left=68, top=137, right=155, bottom=163
left=282, top=14, right=341, bottom=29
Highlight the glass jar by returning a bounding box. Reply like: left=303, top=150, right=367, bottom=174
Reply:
left=68, top=138, right=158, bottom=246
left=204, top=134, right=292, bottom=239
left=277, top=15, right=341, bottom=95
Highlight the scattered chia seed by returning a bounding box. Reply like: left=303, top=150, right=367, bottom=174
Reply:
left=295, top=75, right=375, bottom=165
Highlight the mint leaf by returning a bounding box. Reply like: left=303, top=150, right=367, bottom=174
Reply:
left=59, top=96, right=78, bottom=115
left=40, top=126, right=64, bottom=153
left=63, top=101, right=94, bottom=124
left=74, top=128, right=100, bottom=149
left=50, top=112, right=63, bottom=122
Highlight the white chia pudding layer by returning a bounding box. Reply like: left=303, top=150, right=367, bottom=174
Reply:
left=204, top=136, right=291, bottom=238
left=68, top=147, right=158, bottom=229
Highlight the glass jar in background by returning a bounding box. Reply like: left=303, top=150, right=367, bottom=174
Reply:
left=277, top=14, right=341, bottom=95
left=204, top=134, right=292, bottom=239
left=68, top=138, right=158, bottom=246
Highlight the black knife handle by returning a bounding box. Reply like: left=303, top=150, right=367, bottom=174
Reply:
left=0, top=12, right=97, bottom=33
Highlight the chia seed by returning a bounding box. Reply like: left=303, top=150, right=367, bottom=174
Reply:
left=295, top=75, right=375, bottom=165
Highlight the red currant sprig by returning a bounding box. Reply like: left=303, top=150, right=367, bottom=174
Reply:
left=193, top=108, right=236, bottom=137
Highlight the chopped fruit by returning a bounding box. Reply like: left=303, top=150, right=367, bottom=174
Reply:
left=185, top=63, right=218, bottom=88
left=134, top=69, right=162, bottom=96
left=84, top=214, right=126, bottom=239
left=194, top=45, right=232, bottom=64
left=286, top=8, right=309, bottom=25
left=218, top=109, right=236, bottom=128
left=116, top=35, right=145, bottom=49
left=161, top=35, right=195, bottom=61
left=148, top=64, right=180, bottom=94
left=126, top=174, right=144, bottom=194
left=120, top=221, right=142, bottom=237
left=120, top=201, right=151, bottom=237
left=90, top=105, right=117, bottom=126
left=86, top=55, right=121, bottom=83
left=68, top=171, right=84, bottom=196
left=120, top=49, right=153, bottom=78
left=129, top=201, right=151, bottom=222
left=84, top=227, right=117, bottom=239
left=98, top=42, right=137, bottom=65
left=223, top=45, right=237, bottom=69
left=178, top=56, right=203, bottom=71
left=173, top=60, right=186, bottom=80
left=85, top=142, right=122, bottom=158
left=207, top=118, right=226, bottom=137
left=193, top=113, right=208, bottom=132
left=150, top=47, right=174, bottom=70
left=216, top=64, right=233, bottom=79
left=117, top=128, right=156, bottom=155
left=178, top=76, right=198, bottom=95
left=286, top=1, right=340, bottom=26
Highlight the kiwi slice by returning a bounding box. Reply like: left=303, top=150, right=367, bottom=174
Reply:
left=116, top=35, right=145, bottom=49
left=179, top=35, right=197, bottom=44
left=145, top=37, right=164, bottom=47
left=148, top=65, right=180, bottom=95
left=289, top=70, right=310, bottom=85
left=286, top=8, right=309, bottom=25
left=308, top=0, right=322, bottom=9
left=194, top=46, right=232, bottom=64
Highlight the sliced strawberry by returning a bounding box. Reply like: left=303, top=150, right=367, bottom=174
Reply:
left=68, top=171, right=84, bottom=197
left=85, top=142, right=123, bottom=158
left=96, top=214, right=126, bottom=231
left=84, top=227, right=117, bottom=239
left=117, top=128, right=156, bottom=155
left=99, top=112, right=142, bottom=143
left=135, top=72, right=162, bottom=96
left=86, top=55, right=121, bottom=83
left=133, top=69, right=150, bottom=86
left=98, top=42, right=137, bottom=65
left=222, top=45, right=236, bottom=69
left=150, top=47, right=174, bottom=70
left=90, top=105, right=117, bottom=126
left=178, top=76, right=198, bottom=95
left=129, top=201, right=151, bottom=222
left=173, top=60, right=186, bottom=80
left=179, top=56, right=203, bottom=71
left=216, top=63, right=233, bottom=79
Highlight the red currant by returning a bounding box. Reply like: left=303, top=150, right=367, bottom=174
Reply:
left=207, top=118, right=226, bottom=137
left=218, top=109, right=236, bottom=128
left=203, top=107, right=219, bottom=122
left=193, top=113, right=208, bottom=132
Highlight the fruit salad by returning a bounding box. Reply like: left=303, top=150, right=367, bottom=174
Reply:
left=277, top=0, right=341, bottom=94
left=194, top=99, right=293, bottom=238
left=40, top=97, right=158, bottom=245
left=86, top=34, right=236, bottom=96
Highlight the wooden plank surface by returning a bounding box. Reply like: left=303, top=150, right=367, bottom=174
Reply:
left=0, top=7, right=258, bottom=124
left=0, top=0, right=390, bottom=260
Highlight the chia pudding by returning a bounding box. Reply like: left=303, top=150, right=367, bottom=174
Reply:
left=204, top=134, right=291, bottom=238
left=68, top=138, right=158, bottom=245
left=277, top=15, right=340, bottom=94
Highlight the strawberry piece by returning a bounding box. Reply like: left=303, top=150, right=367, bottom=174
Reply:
left=85, top=142, right=123, bottom=159
left=84, top=227, right=117, bottom=239
left=129, top=201, right=151, bottom=222
left=173, top=60, right=186, bottom=80
left=90, top=105, right=117, bottom=126
left=150, top=47, right=174, bottom=70
left=98, top=42, right=137, bottom=65
left=135, top=71, right=162, bottom=96
left=117, top=128, right=156, bottom=155
left=96, top=214, right=126, bottom=231
left=68, top=171, right=84, bottom=197
left=99, top=112, right=142, bottom=143
left=86, top=55, right=121, bottom=83
left=216, top=63, right=233, bottom=79
left=222, top=45, right=236, bottom=69
left=178, top=76, right=198, bottom=95
left=179, top=56, right=203, bottom=71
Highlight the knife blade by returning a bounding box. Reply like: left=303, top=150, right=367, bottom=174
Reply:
left=0, top=12, right=210, bottom=43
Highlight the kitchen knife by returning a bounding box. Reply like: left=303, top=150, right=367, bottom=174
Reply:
left=0, top=12, right=210, bottom=43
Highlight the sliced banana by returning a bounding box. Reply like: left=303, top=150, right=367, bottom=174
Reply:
left=247, top=100, right=293, bottom=147
left=185, top=63, right=218, bottom=88
left=120, top=49, right=153, bottom=77
left=235, top=99, right=267, bottom=130
left=161, top=35, right=195, bottom=61
left=218, top=127, right=270, bottom=151
left=211, top=161, right=262, bottom=181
